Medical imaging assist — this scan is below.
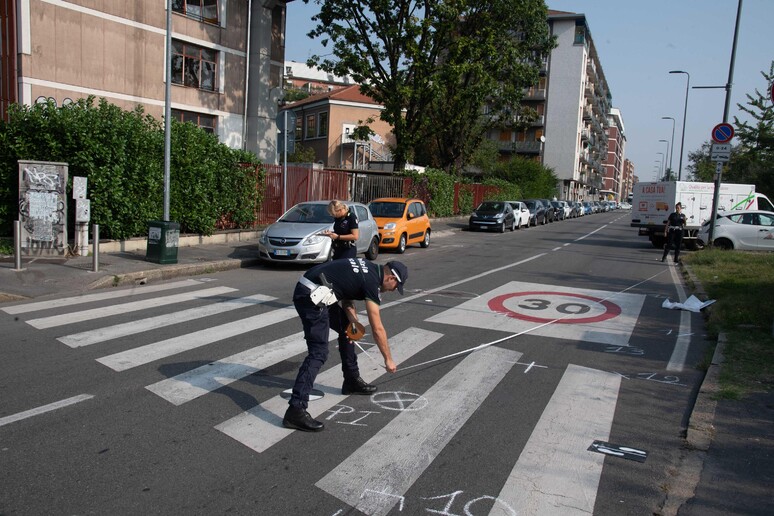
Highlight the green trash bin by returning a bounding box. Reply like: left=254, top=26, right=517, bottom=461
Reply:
left=146, top=220, right=180, bottom=264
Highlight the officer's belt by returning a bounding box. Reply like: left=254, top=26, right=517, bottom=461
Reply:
left=298, top=276, right=318, bottom=291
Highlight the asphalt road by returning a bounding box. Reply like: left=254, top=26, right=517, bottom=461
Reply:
left=0, top=212, right=708, bottom=515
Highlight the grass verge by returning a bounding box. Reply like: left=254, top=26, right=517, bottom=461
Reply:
left=683, top=249, right=774, bottom=399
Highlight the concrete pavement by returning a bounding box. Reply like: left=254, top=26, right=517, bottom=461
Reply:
left=1, top=215, right=771, bottom=515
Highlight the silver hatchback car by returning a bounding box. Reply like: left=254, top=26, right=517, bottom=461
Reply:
left=258, top=201, right=381, bottom=264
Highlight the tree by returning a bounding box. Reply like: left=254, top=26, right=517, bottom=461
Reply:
left=305, top=0, right=554, bottom=171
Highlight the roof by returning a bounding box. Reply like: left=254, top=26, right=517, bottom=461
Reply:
left=283, top=84, right=382, bottom=110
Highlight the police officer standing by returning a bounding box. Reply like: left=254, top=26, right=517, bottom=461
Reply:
left=283, top=258, right=408, bottom=432
left=662, top=202, right=687, bottom=263
left=322, top=200, right=359, bottom=260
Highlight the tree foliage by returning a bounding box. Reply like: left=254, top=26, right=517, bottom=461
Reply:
left=687, top=62, right=774, bottom=199
left=486, top=155, right=559, bottom=198
left=305, top=0, right=554, bottom=172
left=0, top=97, right=261, bottom=239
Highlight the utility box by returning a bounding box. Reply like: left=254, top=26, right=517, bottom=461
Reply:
left=146, top=221, right=180, bottom=264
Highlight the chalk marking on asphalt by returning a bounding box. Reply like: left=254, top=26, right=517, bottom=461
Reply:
left=1, top=279, right=205, bottom=315
left=28, top=286, right=238, bottom=329
left=316, top=346, right=520, bottom=516
left=215, top=328, right=441, bottom=454
left=58, top=294, right=276, bottom=347
left=96, top=306, right=297, bottom=371
left=0, top=394, right=94, bottom=427
left=490, top=364, right=620, bottom=516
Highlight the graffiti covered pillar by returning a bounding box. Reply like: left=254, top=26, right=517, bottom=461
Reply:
left=18, top=160, right=69, bottom=257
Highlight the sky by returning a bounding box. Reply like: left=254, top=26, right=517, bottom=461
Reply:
left=285, top=1, right=774, bottom=182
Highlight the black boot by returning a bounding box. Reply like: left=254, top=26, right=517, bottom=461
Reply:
left=282, top=406, right=324, bottom=432
left=342, top=377, right=377, bottom=395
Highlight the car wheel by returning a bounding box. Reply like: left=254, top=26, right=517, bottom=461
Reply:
left=510, top=219, right=516, bottom=231
left=714, top=238, right=734, bottom=250
left=499, top=221, right=506, bottom=233
left=397, top=233, right=407, bottom=254
left=365, top=237, right=379, bottom=260
left=420, top=230, right=431, bottom=248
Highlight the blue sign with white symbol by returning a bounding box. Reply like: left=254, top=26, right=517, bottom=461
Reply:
left=712, top=123, right=734, bottom=143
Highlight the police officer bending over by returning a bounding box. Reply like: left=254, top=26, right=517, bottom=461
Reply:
left=283, top=258, right=408, bottom=432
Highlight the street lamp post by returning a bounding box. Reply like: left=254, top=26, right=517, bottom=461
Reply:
left=657, top=152, right=666, bottom=180
left=661, top=116, right=676, bottom=179
left=659, top=139, right=671, bottom=179
left=669, top=70, right=690, bottom=181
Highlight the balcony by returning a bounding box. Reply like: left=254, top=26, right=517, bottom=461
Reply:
left=523, top=88, right=546, bottom=100
left=496, top=140, right=542, bottom=154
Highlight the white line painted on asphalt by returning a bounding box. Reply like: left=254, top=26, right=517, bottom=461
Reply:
left=667, top=262, right=691, bottom=372
left=27, top=286, right=238, bottom=329
left=96, top=306, right=297, bottom=371
left=573, top=225, right=607, bottom=241
left=0, top=394, right=94, bottom=427
left=58, top=294, right=275, bottom=347
left=316, top=345, right=519, bottom=516
left=490, top=364, right=620, bottom=516
left=145, top=329, right=335, bottom=405
left=215, top=327, right=442, bottom=454
left=1, top=279, right=205, bottom=314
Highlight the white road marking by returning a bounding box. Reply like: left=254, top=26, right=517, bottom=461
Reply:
left=0, top=394, right=94, bottom=427
left=215, top=328, right=443, bottom=454
left=27, top=286, right=238, bottom=329
left=490, top=364, right=620, bottom=516
left=316, top=346, right=520, bottom=516
left=96, top=306, right=298, bottom=371
left=1, top=279, right=204, bottom=314
left=145, top=329, right=335, bottom=405
left=667, top=262, right=691, bottom=372
left=58, top=294, right=275, bottom=347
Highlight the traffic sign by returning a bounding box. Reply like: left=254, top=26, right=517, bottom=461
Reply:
left=711, top=123, right=734, bottom=143
left=710, top=142, right=731, bottom=162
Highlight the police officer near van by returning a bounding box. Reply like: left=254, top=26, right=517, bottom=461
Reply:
left=662, top=202, right=687, bottom=263
left=322, top=200, right=359, bottom=260
left=283, top=258, right=408, bottom=432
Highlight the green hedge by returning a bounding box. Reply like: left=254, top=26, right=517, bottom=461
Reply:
left=0, top=97, right=261, bottom=239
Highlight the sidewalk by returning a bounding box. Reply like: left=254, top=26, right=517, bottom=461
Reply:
left=1, top=216, right=771, bottom=515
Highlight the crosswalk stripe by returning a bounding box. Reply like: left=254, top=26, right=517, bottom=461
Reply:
left=215, top=327, right=443, bottom=454
left=145, top=329, right=336, bottom=405
left=95, top=306, right=298, bottom=372
left=27, top=286, right=238, bottom=329
left=316, top=345, right=520, bottom=516
left=58, top=294, right=276, bottom=348
left=1, top=279, right=205, bottom=315
left=489, top=364, right=620, bottom=516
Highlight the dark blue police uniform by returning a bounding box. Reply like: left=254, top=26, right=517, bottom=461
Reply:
left=289, top=258, right=382, bottom=410
left=331, top=209, right=359, bottom=260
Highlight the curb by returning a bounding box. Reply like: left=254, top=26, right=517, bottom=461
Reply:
left=686, top=334, right=725, bottom=450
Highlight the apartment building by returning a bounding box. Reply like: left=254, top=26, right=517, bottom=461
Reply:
left=603, top=107, right=626, bottom=201
left=281, top=84, right=393, bottom=169
left=0, top=0, right=289, bottom=163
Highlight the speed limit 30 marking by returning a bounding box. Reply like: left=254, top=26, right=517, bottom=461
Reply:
left=488, top=291, right=622, bottom=324
left=426, top=281, right=646, bottom=346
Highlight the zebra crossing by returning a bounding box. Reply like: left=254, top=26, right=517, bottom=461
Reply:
left=2, top=278, right=624, bottom=515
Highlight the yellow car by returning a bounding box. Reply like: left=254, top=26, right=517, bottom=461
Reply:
left=368, top=197, right=432, bottom=253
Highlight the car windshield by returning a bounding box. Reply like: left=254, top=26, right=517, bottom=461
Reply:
left=476, top=202, right=504, bottom=213
left=524, top=201, right=536, bottom=209
left=369, top=201, right=406, bottom=218
left=279, top=204, right=334, bottom=223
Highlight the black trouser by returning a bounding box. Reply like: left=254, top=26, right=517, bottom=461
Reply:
left=662, top=228, right=683, bottom=261
left=331, top=243, right=356, bottom=260
left=289, top=283, right=360, bottom=409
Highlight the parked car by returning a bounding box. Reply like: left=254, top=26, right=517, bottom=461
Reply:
left=368, top=197, right=431, bottom=253
left=469, top=201, right=516, bottom=232
left=582, top=201, right=593, bottom=215
left=540, top=199, right=558, bottom=222
left=697, top=210, right=774, bottom=250
left=523, top=199, right=548, bottom=225
left=505, top=201, right=531, bottom=229
left=258, top=201, right=380, bottom=264
left=550, top=200, right=569, bottom=220
left=569, top=201, right=583, bottom=218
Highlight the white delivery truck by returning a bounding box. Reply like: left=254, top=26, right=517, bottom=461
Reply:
left=630, top=181, right=774, bottom=249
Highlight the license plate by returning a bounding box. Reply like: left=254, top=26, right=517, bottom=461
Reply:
left=274, top=249, right=290, bottom=256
